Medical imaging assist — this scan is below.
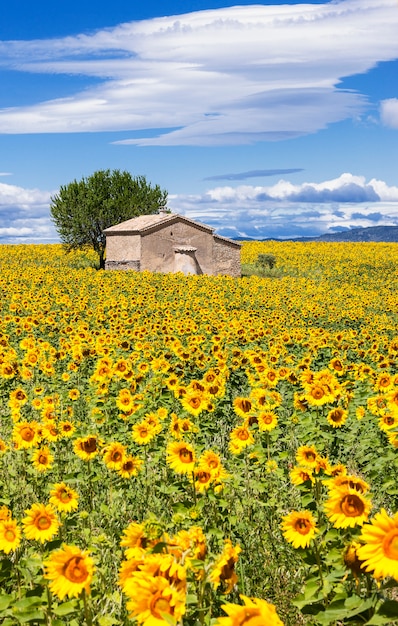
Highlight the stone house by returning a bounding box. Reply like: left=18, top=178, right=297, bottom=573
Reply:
left=103, top=211, right=241, bottom=277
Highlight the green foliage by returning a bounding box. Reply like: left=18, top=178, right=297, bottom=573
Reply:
left=257, top=253, right=277, bottom=270
left=50, top=169, right=168, bottom=268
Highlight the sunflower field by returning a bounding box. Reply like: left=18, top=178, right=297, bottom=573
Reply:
left=1, top=241, right=398, bottom=626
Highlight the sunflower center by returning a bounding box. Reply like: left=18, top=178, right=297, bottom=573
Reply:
left=340, top=495, right=364, bottom=517
left=382, top=529, right=398, bottom=560
left=311, top=387, right=325, bottom=399
left=38, top=454, right=48, bottom=464
left=82, top=438, right=97, bottom=453
left=294, top=518, right=312, bottom=535
left=5, top=529, right=16, bottom=542
left=197, top=471, right=211, bottom=483
left=263, top=415, right=273, bottom=424
left=237, top=429, right=250, bottom=441
left=60, top=489, right=72, bottom=502
left=37, top=515, right=51, bottom=530
left=63, top=556, right=89, bottom=583
left=189, top=397, right=201, bottom=409
left=20, top=427, right=34, bottom=442
left=179, top=449, right=193, bottom=463
left=384, top=416, right=395, bottom=426
left=305, top=452, right=316, bottom=462
left=111, top=451, right=122, bottom=462
left=150, top=594, right=172, bottom=619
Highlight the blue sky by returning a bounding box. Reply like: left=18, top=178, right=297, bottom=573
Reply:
left=1, top=0, right=398, bottom=241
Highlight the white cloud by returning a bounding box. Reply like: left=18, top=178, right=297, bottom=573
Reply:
left=171, top=173, right=398, bottom=238
left=0, top=182, right=57, bottom=242
left=0, top=0, right=397, bottom=144
left=380, top=98, right=398, bottom=128
left=2, top=173, right=398, bottom=243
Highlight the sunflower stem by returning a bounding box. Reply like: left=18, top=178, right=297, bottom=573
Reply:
left=82, top=588, right=93, bottom=626
left=313, top=539, right=327, bottom=604
left=46, top=584, right=53, bottom=626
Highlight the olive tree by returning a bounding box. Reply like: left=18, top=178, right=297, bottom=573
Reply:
left=50, top=169, right=168, bottom=269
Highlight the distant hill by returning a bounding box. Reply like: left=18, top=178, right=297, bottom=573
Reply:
left=236, top=225, right=398, bottom=243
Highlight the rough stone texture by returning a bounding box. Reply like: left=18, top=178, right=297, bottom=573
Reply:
left=103, top=212, right=241, bottom=276
left=213, top=236, right=241, bottom=277
left=105, top=260, right=141, bottom=271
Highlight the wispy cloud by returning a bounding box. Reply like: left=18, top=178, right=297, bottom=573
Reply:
left=0, top=1, right=397, bottom=145
left=203, top=169, right=304, bottom=181
left=0, top=172, right=12, bottom=176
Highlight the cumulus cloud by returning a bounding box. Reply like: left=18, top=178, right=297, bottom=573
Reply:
left=0, top=182, right=57, bottom=242
left=380, top=98, right=398, bottom=128
left=2, top=172, right=398, bottom=243
left=0, top=0, right=397, bottom=144
left=171, top=173, right=398, bottom=239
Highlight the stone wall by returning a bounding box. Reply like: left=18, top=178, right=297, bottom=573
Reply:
left=105, top=260, right=141, bottom=271
left=105, top=233, right=141, bottom=262
left=140, top=222, right=214, bottom=274
left=213, top=239, right=241, bottom=277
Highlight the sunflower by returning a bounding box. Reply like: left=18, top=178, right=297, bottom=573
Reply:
left=281, top=510, right=318, bottom=549
left=49, top=482, right=79, bottom=513
left=118, top=455, right=143, bottom=479
left=73, top=435, right=100, bottom=461
left=180, top=391, right=208, bottom=417
left=304, top=384, right=332, bottom=406
left=0, top=519, right=22, bottom=554
left=122, top=552, right=187, bottom=598
left=324, top=488, right=371, bottom=529
left=22, top=503, right=60, bottom=543
left=31, top=446, right=54, bottom=473
left=198, top=450, right=227, bottom=481
left=329, top=475, right=370, bottom=495
left=233, top=397, right=254, bottom=418
left=209, top=539, right=241, bottom=593
left=13, top=421, right=40, bottom=449
left=125, top=574, right=186, bottom=625
left=0, top=438, right=8, bottom=453
left=59, top=420, right=75, bottom=438
left=68, top=388, right=80, bottom=401
left=166, top=441, right=196, bottom=474
left=295, top=445, right=319, bottom=468
left=214, top=594, right=284, bottom=626
left=0, top=506, right=10, bottom=522
left=378, top=413, right=398, bottom=432
left=120, top=521, right=148, bottom=559
left=192, top=468, right=213, bottom=493
left=132, top=421, right=156, bottom=445
left=44, top=544, right=95, bottom=599
left=257, top=411, right=278, bottom=432
left=356, top=509, right=398, bottom=580
left=289, top=466, right=315, bottom=486
left=103, top=442, right=126, bottom=470
left=327, top=407, right=348, bottom=428
left=343, top=541, right=366, bottom=579
left=229, top=425, right=255, bottom=454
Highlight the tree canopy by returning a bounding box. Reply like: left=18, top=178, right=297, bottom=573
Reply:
left=50, top=169, right=168, bottom=268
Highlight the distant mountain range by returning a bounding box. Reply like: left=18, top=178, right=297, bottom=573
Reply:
left=237, top=225, right=398, bottom=243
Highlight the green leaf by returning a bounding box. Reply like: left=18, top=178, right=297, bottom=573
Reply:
left=53, top=600, right=78, bottom=616
left=0, top=595, right=12, bottom=611
left=377, top=600, right=398, bottom=619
